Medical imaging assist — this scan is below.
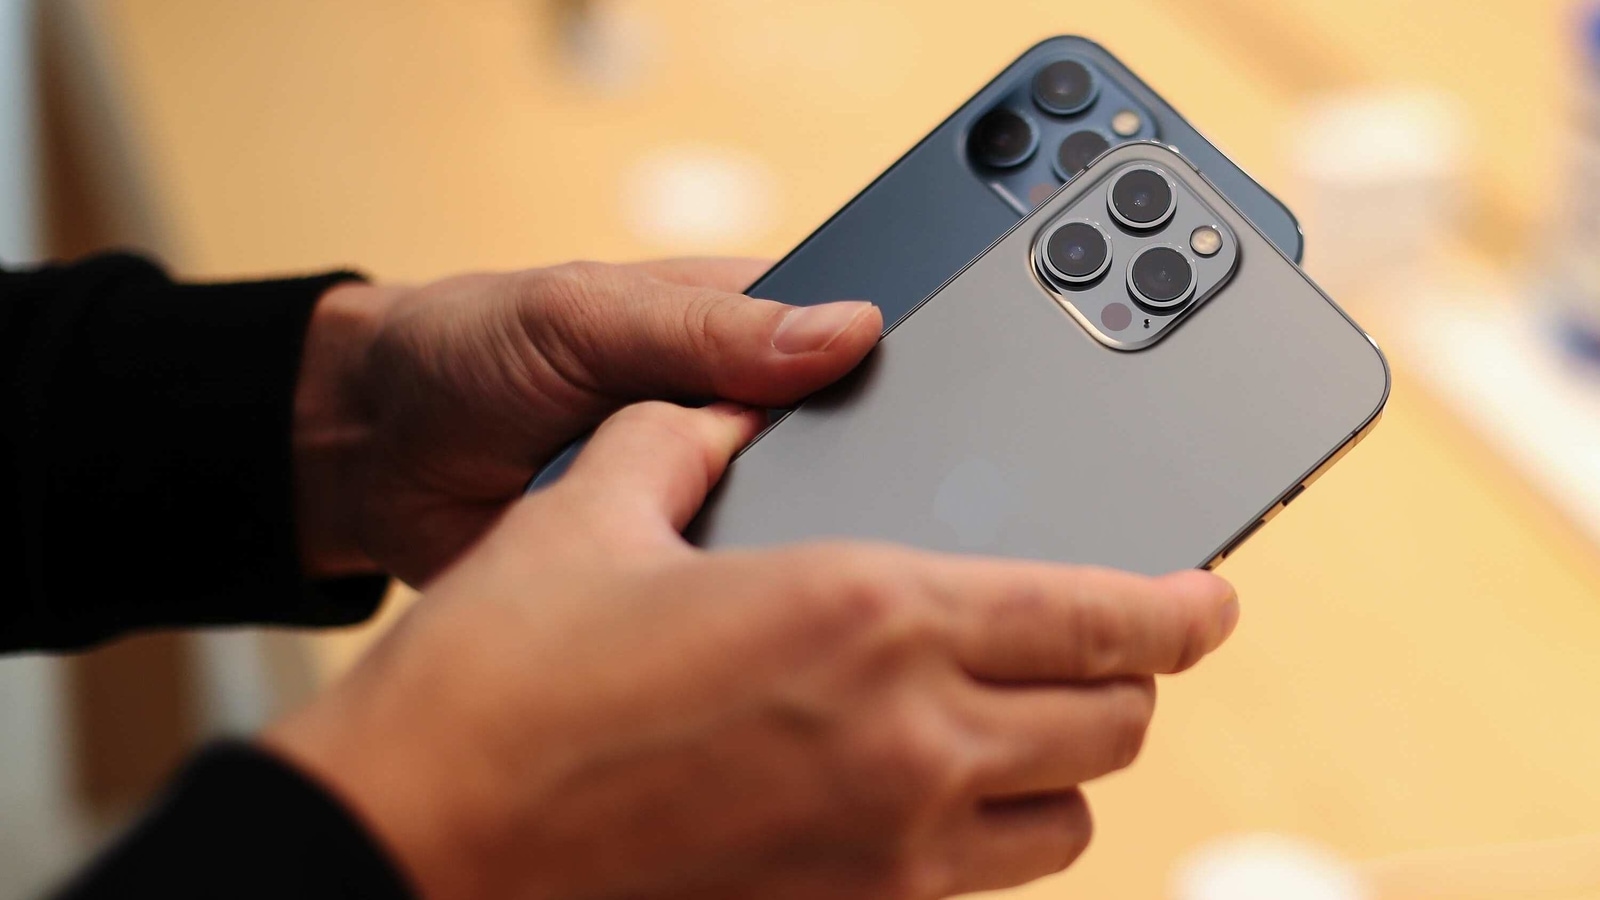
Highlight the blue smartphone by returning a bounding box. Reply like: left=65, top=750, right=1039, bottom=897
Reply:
left=746, top=36, right=1301, bottom=320
left=530, top=36, right=1301, bottom=489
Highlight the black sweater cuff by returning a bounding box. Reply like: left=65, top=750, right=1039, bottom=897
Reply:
left=1, top=253, right=387, bottom=651
left=56, top=741, right=414, bottom=899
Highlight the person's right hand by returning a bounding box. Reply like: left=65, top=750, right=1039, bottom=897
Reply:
left=265, top=400, right=1240, bottom=900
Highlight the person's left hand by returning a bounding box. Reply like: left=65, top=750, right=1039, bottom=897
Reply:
left=292, top=259, right=881, bottom=585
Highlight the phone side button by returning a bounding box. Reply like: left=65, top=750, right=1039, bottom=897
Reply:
left=1280, top=483, right=1307, bottom=506
left=1260, top=500, right=1287, bottom=524
left=1219, top=517, right=1267, bottom=561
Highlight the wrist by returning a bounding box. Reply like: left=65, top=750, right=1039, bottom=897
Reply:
left=294, top=280, right=401, bottom=578
left=261, top=633, right=516, bottom=900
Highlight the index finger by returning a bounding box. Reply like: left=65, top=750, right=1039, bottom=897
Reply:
left=925, top=557, right=1239, bottom=681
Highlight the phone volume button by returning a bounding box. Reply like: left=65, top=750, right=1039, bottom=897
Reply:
left=1219, top=517, right=1267, bottom=560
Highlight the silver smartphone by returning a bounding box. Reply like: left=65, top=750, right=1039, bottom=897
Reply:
left=687, top=142, right=1388, bottom=573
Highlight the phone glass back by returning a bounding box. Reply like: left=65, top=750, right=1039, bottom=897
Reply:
left=745, top=36, right=1303, bottom=327
left=688, top=144, right=1387, bottom=574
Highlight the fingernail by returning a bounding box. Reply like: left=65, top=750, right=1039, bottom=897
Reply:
left=1218, top=596, right=1241, bottom=640
left=771, top=301, right=875, bottom=354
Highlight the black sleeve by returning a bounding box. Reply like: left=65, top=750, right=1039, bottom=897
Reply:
left=0, top=253, right=389, bottom=651
left=56, top=741, right=415, bottom=900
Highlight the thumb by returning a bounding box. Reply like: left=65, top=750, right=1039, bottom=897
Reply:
left=527, top=262, right=882, bottom=407
left=557, top=401, right=766, bottom=538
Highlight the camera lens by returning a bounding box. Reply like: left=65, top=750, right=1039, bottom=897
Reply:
left=1033, top=60, right=1097, bottom=116
left=1055, top=130, right=1110, bottom=178
left=1127, top=246, right=1195, bottom=309
left=968, top=108, right=1038, bottom=169
left=1043, top=221, right=1111, bottom=284
left=1108, top=167, right=1176, bottom=230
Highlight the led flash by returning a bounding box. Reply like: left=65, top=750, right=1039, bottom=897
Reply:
left=1190, top=225, right=1223, bottom=257
left=1110, top=110, right=1142, bottom=137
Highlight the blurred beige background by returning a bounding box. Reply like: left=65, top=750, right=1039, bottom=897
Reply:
left=6, top=1, right=1600, bottom=898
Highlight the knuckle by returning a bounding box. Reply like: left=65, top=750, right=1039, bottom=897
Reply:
left=1107, top=690, right=1155, bottom=770
left=611, top=401, right=716, bottom=474
left=991, top=578, right=1050, bottom=620
left=1051, top=792, right=1095, bottom=872
left=547, top=258, right=614, bottom=286
left=982, top=577, right=1053, bottom=668
left=535, top=260, right=610, bottom=314
left=605, top=400, right=690, bottom=446
left=885, top=710, right=963, bottom=796
left=521, top=261, right=628, bottom=393
left=610, top=398, right=681, bottom=429
left=877, top=857, right=951, bottom=900
left=1168, top=613, right=1212, bottom=673
left=677, top=289, right=728, bottom=352
left=1064, top=598, right=1127, bottom=678
left=860, top=706, right=972, bottom=829
left=794, top=544, right=916, bottom=635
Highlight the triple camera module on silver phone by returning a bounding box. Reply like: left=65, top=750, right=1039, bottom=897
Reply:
left=1040, top=166, right=1196, bottom=312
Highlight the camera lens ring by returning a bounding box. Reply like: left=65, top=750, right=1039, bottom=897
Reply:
left=1053, top=129, right=1112, bottom=180
left=1107, top=166, right=1178, bottom=231
left=1032, top=59, right=1099, bottom=116
left=1126, top=244, right=1197, bottom=310
left=1040, top=219, right=1113, bottom=286
left=967, top=107, right=1038, bottom=169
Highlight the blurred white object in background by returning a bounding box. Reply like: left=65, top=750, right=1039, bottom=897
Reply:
left=1398, top=7, right=1600, bottom=564
left=1171, top=833, right=1370, bottom=900
left=1360, top=831, right=1600, bottom=898
left=0, top=0, right=37, bottom=263
left=1291, top=89, right=1467, bottom=301
left=623, top=144, right=777, bottom=253
left=0, top=6, right=86, bottom=899
left=1405, top=282, right=1600, bottom=552
left=1172, top=829, right=1600, bottom=900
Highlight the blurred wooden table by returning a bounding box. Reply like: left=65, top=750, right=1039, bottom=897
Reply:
left=72, top=0, right=1600, bottom=896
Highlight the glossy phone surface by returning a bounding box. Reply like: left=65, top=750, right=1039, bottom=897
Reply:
left=687, top=144, right=1387, bottom=574
left=530, top=38, right=1301, bottom=490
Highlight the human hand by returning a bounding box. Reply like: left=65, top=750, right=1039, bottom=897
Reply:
left=292, top=259, right=882, bottom=584
left=265, top=400, right=1240, bottom=900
